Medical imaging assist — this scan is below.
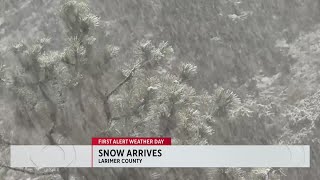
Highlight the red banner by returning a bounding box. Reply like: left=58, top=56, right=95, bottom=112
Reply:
left=92, top=137, right=171, bottom=145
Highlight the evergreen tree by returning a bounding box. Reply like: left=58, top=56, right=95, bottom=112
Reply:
left=0, top=0, right=245, bottom=179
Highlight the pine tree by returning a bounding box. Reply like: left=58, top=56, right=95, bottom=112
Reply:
left=0, top=0, right=254, bottom=179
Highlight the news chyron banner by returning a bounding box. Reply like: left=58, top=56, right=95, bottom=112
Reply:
left=10, top=137, right=310, bottom=168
